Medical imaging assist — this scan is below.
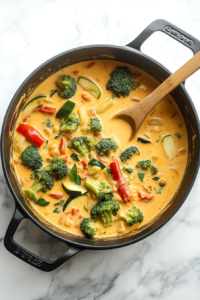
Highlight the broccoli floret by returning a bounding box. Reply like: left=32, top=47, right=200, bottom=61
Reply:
left=136, top=160, right=158, bottom=175
left=80, top=217, right=98, bottom=238
left=60, top=112, right=80, bottom=134
left=119, top=205, right=143, bottom=226
left=151, top=165, right=158, bottom=175
left=24, top=170, right=54, bottom=203
left=91, top=200, right=120, bottom=228
left=83, top=117, right=102, bottom=134
left=106, top=66, right=139, bottom=98
left=120, top=146, right=140, bottom=163
left=43, top=157, right=68, bottom=180
left=68, top=136, right=98, bottom=157
left=56, top=75, right=77, bottom=99
left=96, top=137, right=117, bottom=157
left=19, top=146, right=43, bottom=170
left=136, top=159, right=152, bottom=170
left=86, top=178, right=113, bottom=201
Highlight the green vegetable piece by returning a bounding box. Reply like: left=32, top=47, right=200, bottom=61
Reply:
left=152, top=177, right=160, bottom=181
left=86, top=178, right=114, bottom=201
left=162, top=135, right=177, bottom=159
left=37, top=198, right=50, bottom=207
left=56, top=100, right=76, bottom=119
left=80, top=217, right=98, bottom=238
left=106, top=169, right=111, bottom=176
left=124, top=166, right=133, bottom=173
left=137, top=137, right=151, bottom=144
left=138, top=172, right=145, bottom=182
left=154, top=187, right=163, bottom=194
left=53, top=207, right=61, bottom=214
left=159, top=179, right=166, bottom=187
left=68, top=136, right=98, bottom=157
left=50, top=90, right=58, bottom=97
left=20, top=146, right=43, bottom=170
left=136, top=159, right=151, bottom=170
left=23, top=96, right=47, bottom=113
left=84, top=205, right=88, bottom=212
left=120, top=146, right=140, bottom=163
left=42, top=118, right=54, bottom=128
left=96, top=137, right=117, bottom=157
left=119, top=205, right=143, bottom=226
left=106, top=66, right=139, bottom=97
left=56, top=75, right=77, bottom=99
left=70, top=153, right=80, bottom=161
left=91, top=200, right=120, bottom=228
left=78, top=77, right=101, bottom=99
left=54, top=200, right=65, bottom=206
left=75, top=175, right=81, bottom=186
left=43, top=157, right=68, bottom=180
left=175, top=132, right=182, bottom=139
left=62, top=183, right=87, bottom=196
left=59, top=112, right=80, bottom=134
left=83, top=117, right=102, bottom=134
left=63, top=195, right=87, bottom=211
left=69, top=165, right=81, bottom=186
left=88, top=158, right=105, bottom=169
left=151, top=165, right=158, bottom=175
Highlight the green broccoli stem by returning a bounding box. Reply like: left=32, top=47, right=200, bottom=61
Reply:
left=31, top=179, right=44, bottom=193
left=102, top=211, right=113, bottom=227
left=42, top=165, right=52, bottom=173
left=120, top=211, right=131, bottom=223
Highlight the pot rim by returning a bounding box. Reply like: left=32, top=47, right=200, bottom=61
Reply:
left=1, top=43, right=200, bottom=250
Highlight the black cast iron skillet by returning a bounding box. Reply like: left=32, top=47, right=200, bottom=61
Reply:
left=1, top=19, right=200, bottom=272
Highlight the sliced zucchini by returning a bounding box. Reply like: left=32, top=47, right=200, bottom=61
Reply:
left=56, top=100, right=76, bottom=119
left=162, top=135, right=177, bottom=159
left=24, top=188, right=37, bottom=204
left=78, top=77, right=101, bottom=99
left=137, top=136, right=151, bottom=144
left=62, top=183, right=87, bottom=196
left=23, top=96, right=47, bottom=113
left=63, top=195, right=88, bottom=211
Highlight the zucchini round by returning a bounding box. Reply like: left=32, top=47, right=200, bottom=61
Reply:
left=62, top=183, right=87, bottom=196
left=56, top=100, right=76, bottom=119
left=63, top=195, right=88, bottom=211
left=78, top=77, right=101, bottom=99
left=23, top=96, right=47, bottom=113
left=162, top=135, right=177, bottom=159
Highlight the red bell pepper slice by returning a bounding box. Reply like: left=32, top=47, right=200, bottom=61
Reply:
left=63, top=156, right=68, bottom=163
left=138, top=190, right=154, bottom=200
left=110, top=159, right=132, bottom=203
left=59, top=138, right=66, bottom=155
left=36, top=106, right=56, bottom=114
left=17, top=124, right=45, bottom=147
left=49, top=192, right=64, bottom=199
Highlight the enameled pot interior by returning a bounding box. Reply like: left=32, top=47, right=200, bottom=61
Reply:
left=2, top=46, right=200, bottom=248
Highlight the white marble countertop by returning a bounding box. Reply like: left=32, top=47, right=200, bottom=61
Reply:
left=1, top=0, right=200, bottom=299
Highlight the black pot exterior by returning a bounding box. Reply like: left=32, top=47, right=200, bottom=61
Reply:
left=1, top=20, right=200, bottom=271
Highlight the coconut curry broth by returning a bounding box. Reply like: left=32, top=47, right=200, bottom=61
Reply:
left=12, top=60, right=188, bottom=238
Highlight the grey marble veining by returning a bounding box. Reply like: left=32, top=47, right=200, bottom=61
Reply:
left=1, top=0, right=200, bottom=299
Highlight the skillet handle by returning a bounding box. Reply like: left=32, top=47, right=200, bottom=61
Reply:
left=4, top=206, right=82, bottom=272
left=127, top=19, right=200, bottom=55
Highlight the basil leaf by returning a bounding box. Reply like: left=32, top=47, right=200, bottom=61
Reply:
left=54, top=200, right=65, bottom=206
left=69, top=164, right=78, bottom=182
left=84, top=205, right=88, bottom=212
left=106, top=169, right=111, bottom=175
left=154, top=187, right=163, bottom=194
left=75, top=175, right=81, bottom=186
left=152, top=177, right=160, bottom=181
left=43, top=140, right=48, bottom=149
left=50, top=90, right=58, bottom=97
left=53, top=207, right=61, bottom=214
left=88, top=158, right=105, bottom=169
left=138, top=171, right=145, bottom=182
left=63, top=196, right=76, bottom=212
left=55, top=131, right=63, bottom=139
left=37, top=198, right=50, bottom=207
left=124, top=166, right=133, bottom=173
left=42, top=118, right=54, bottom=128
left=70, top=153, right=80, bottom=161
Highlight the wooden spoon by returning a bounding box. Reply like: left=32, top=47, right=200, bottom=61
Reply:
left=114, top=51, right=200, bottom=140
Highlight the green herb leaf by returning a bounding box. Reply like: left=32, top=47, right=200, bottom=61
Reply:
left=75, top=175, right=81, bottom=186
left=88, top=158, right=105, bottom=169
left=106, top=169, right=111, bottom=175
left=53, top=207, right=61, bottom=214
left=50, top=90, right=58, bottom=97
left=154, top=187, right=163, bottom=194
left=37, top=104, right=43, bottom=109
left=103, top=231, right=107, bottom=234
left=63, top=196, right=76, bottom=212
left=42, top=118, right=54, bottom=128
left=37, top=198, right=50, bottom=207
left=70, top=153, right=80, bottom=161
left=55, top=131, right=63, bottom=139
left=84, top=205, right=88, bottom=212
left=69, top=164, right=78, bottom=182
left=138, top=171, right=145, bottom=182
left=43, top=140, right=48, bottom=149
left=124, top=166, right=133, bottom=173
left=152, top=177, right=160, bottom=181
left=54, top=200, right=65, bottom=206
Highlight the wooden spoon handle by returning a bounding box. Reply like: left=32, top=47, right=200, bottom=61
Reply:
left=138, top=51, right=200, bottom=114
